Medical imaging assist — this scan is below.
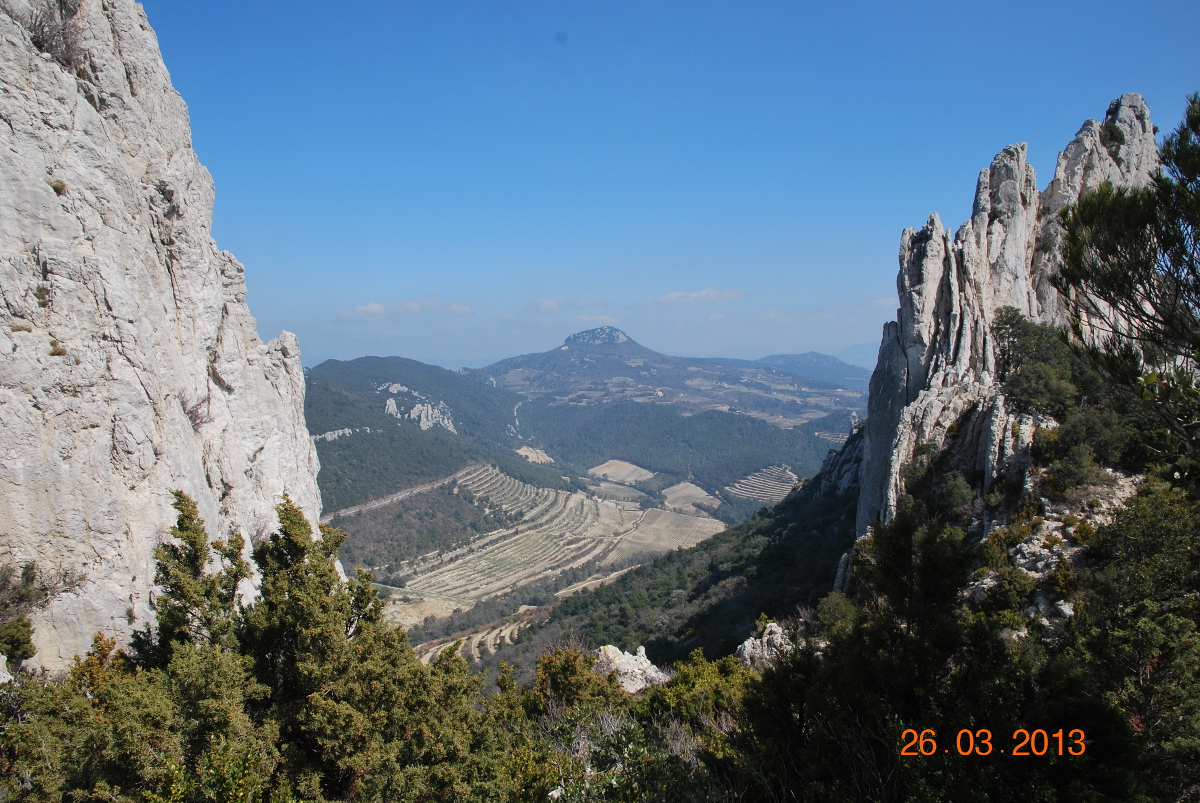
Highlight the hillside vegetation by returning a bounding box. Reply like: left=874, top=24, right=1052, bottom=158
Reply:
left=309, top=353, right=851, bottom=523
left=523, top=398, right=844, bottom=492
left=305, top=357, right=568, bottom=511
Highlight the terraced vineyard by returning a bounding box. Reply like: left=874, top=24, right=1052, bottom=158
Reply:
left=724, top=464, right=800, bottom=504
left=384, top=466, right=725, bottom=624
left=661, top=481, right=721, bottom=515
left=415, top=607, right=545, bottom=665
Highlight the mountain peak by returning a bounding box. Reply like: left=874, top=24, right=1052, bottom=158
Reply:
left=564, top=326, right=633, bottom=347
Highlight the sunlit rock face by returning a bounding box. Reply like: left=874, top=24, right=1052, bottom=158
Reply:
left=0, top=0, right=320, bottom=668
left=856, top=94, right=1158, bottom=536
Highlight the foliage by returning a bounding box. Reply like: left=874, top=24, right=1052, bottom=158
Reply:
left=334, top=484, right=519, bottom=579
left=0, top=560, right=79, bottom=664
left=523, top=398, right=833, bottom=492
left=1069, top=482, right=1200, bottom=799
left=1054, top=93, right=1200, bottom=480
left=0, top=495, right=513, bottom=802
left=132, top=491, right=250, bottom=665
left=720, top=462, right=1163, bottom=801
left=994, top=306, right=1160, bottom=498
left=485, top=649, right=732, bottom=801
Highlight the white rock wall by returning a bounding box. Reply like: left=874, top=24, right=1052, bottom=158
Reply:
left=0, top=0, right=320, bottom=668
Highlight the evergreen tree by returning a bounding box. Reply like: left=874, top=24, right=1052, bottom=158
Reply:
left=1054, top=94, right=1200, bottom=473
left=132, top=491, right=250, bottom=665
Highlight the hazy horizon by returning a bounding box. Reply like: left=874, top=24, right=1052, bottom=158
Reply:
left=303, top=325, right=881, bottom=373
left=141, top=0, right=1199, bottom=370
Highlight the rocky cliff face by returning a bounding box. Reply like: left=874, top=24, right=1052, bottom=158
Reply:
left=0, top=0, right=321, bottom=668
left=856, top=94, right=1158, bottom=536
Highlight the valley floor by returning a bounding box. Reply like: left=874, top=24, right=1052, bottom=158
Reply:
left=360, top=465, right=725, bottom=634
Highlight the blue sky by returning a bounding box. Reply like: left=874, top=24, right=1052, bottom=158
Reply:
left=141, top=0, right=1199, bottom=370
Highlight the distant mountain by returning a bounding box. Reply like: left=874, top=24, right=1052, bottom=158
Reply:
left=834, top=341, right=882, bottom=370
left=752, top=352, right=871, bottom=390
left=472, top=327, right=866, bottom=428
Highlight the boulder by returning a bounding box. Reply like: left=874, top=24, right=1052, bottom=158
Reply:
left=593, top=645, right=670, bottom=693
left=736, top=622, right=794, bottom=670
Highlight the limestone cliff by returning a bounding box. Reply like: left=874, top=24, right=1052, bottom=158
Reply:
left=855, top=94, right=1158, bottom=536
left=0, top=0, right=321, bottom=668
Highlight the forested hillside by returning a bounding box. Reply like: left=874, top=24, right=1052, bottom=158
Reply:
left=305, top=357, right=569, bottom=511
left=522, top=398, right=847, bottom=490
left=308, top=353, right=853, bottom=517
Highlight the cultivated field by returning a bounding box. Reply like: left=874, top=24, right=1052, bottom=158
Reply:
left=601, top=508, right=724, bottom=565
left=414, top=606, right=545, bottom=665
left=384, top=466, right=723, bottom=622
left=661, top=481, right=721, bottom=515
left=591, top=480, right=648, bottom=503
left=588, top=459, right=655, bottom=484
left=515, top=446, right=554, bottom=463
left=725, top=464, right=800, bottom=504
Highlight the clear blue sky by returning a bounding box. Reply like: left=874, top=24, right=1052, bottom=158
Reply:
left=141, top=0, right=1199, bottom=370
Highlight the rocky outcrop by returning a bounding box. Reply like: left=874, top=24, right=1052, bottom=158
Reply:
left=407, top=401, right=456, bottom=433
left=0, top=0, right=320, bottom=669
left=593, top=645, right=670, bottom=693
left=856, top=94, right=1158, bottom=536
left=735, top=622, right=793, bottom=670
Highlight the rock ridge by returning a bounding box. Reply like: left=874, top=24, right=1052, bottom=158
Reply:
left=855, top=93, right=1158, bottom=536
left=0, top=0, right=320, bottom=668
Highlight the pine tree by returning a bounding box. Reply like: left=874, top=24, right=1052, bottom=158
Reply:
left=1054, top=94, right=1200, bottom=473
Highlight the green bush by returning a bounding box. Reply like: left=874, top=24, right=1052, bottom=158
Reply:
left=1005, top=362, right=1079, bottom=418
left=1047, top=559, right=1075, bottom=600
left=984, top=566, right=1036, bottom=613
left=0, top=615, right=35, bottom=661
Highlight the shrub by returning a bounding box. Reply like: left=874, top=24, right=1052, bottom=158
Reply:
left=984, top=566, right=1036, bottom=613
left=0, top=615, right=36, bottom=661
left=1072, top=519, right=1095, bottom=545
left=25, top=0, right=83, bottom=69
left=981, top=538, right=1007, bottom=568
left=1047, top=444, right=1101, bottom=495
left=933, top=470, right=974, bottom=518
left=1048, top=559, right=1075, bottom=599
left=49, top=339, right=66, bottom=356
left=1006, top=362, right=1079, bottom=417
left=816, top=591, right=855, bottom=635
left=1100, top=121, right=1126, bottom=164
